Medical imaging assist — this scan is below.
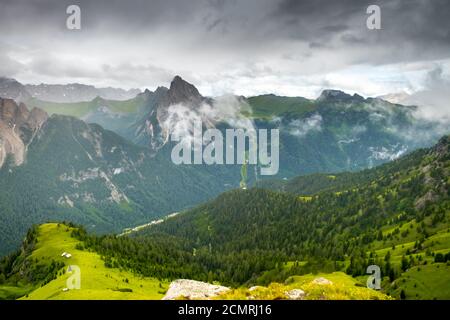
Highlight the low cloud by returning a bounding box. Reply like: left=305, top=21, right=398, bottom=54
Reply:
left=0, top=52, right=23, bottom=77
left=404, top=66, right=450, bottom=122
left=287, top=113, right=323, bottom=137
left=163, top=95, right=256, bottom=146
left=369, top=145, right=408, bottom=161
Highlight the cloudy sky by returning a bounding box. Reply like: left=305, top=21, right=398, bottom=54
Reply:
left=0, top=0, right=450, bottom=101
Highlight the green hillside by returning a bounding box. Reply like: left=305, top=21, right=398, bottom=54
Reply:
left=387, top=263, right=450, bottom=300
left=0, top=223, right=391, bottom=300
left=247, top=95, right=315, bottom=119
left=219, top=272, right=391, bottom=300
left=0, top=223, right=167, bottom=300
left=1, top=133, right=449, bottom=299
left=128, top=135, right=450, bottom=298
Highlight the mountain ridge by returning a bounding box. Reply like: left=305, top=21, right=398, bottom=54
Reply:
left=0, top=76, right=449, bottom=257
left=0, top=77, right=141, bottom=103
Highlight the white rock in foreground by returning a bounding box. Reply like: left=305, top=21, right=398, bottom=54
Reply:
left=249, top=286, right=263, bottom=292
left=162, top=279, right=230, bottom=300
left=285, top=289, right=305, bottom=300
left=312, top=277, right=333, bottom=285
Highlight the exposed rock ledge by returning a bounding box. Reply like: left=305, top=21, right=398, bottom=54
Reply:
left=312, top=277, right=333, bottom=285
left=162, top=277, right=334, bottom=300
left=162, top=279, right=230, bottom=300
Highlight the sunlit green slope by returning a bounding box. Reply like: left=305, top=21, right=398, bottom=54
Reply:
left=2, top=223, right=167, bottom=300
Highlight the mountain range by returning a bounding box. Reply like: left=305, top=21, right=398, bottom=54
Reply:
left=22, top=76, right=448, bottom=175
left=0, top=77, right=140, bottom=103
left=0, top=75, right=449, bottom=257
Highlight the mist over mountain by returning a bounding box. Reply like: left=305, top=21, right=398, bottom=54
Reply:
left=379, top=67, right=450, bottom=123
left=129, top=76, right=251, bottom=151
left=127, top=76, right=449, bottom=177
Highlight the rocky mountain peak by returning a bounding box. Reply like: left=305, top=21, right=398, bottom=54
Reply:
left=0, top=98, right=48, bottom=129
left=155, top=86, right=168, bottom=95
left=29, top=107, right=49, bottom=127
left=162, top=76, right=203, bottom=107
left=129, top=77, right=206, bottom=151
left=135, top=89, right=155, bottom=102
left=317, top=89, right=364, bottom=103
left=0, top=98, right=30, bottom=124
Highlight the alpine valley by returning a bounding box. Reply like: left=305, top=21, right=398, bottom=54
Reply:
left=0, top=76, right=449, bottom=300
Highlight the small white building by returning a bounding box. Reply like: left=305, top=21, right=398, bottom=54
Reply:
left=61, top=252, right=72, bottom=258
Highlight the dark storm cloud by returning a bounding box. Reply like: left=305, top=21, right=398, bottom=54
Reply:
left=272, top=0, right=450, bottom=63
left=0, top=0, right=203, bottom=33
left=1, top=0, right=448, bottom=47
left=0, top=0, right=449, bottom=94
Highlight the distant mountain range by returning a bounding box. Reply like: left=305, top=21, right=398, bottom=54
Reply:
left=0, top=75, right=449, bottom=255
left=0, top=77, right=140, bottom=103
left=124, top=77, right=448, bottom=177
left=26, top=76, right=446, bottom=174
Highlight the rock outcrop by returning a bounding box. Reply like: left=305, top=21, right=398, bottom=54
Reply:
left=159, top=75, right=204, bottom=108
left=162, top=279, right=230, bottom=300
left=0, top=98, right=48, bottom=167
left=312, top=277, right=333, bottom=285
left=285, top=289, right=306, bottom=300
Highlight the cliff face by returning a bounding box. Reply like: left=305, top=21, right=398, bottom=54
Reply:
left=0, top=98, right=48, bottom=167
